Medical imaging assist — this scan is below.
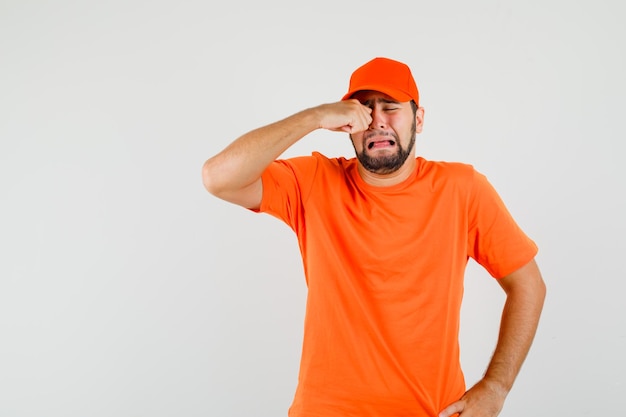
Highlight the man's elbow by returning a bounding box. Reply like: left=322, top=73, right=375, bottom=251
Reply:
left=202, top=158, right=225, bottom=197
left=201, top=159, right=262, bottom=209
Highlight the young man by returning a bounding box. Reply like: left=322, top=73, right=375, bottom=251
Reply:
left=203, top=57, right=546, bottom=417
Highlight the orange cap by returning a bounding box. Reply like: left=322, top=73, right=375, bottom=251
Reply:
left=342, top=57, right=419, bottom=106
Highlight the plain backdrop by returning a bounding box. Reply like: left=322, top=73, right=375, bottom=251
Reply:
left=1, top=0, right=624, bottom=416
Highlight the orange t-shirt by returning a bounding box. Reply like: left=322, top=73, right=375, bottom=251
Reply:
left=258, top=153, right=538, bottom=417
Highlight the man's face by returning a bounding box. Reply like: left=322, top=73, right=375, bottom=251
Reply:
left=349, top=91, right=423, bottom=175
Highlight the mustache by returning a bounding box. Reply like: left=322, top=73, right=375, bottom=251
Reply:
left=363, top=129, right=399, bottom=142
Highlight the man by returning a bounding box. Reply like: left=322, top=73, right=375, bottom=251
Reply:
left=203, top=57, right=546, bottom=417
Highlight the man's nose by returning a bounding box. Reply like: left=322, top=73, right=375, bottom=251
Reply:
left=369, top=108, right=387, bottom=129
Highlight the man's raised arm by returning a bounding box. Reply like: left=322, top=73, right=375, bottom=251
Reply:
left=202, top=100, right=372, bottom=209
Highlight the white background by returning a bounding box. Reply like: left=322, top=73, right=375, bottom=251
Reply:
left=1, top=0, right=624, bottom=416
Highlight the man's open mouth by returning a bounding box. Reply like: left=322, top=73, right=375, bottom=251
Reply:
left=367, top=140, right=396, bottom=150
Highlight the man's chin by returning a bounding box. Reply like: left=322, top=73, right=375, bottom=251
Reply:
left=359, top=158, right=403, bottom=174
left=366, top=166, right=402, bottom=175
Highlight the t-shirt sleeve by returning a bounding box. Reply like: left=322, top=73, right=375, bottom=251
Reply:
left=466, top=169, right=538, bottom=278
left=254, top=155, right=319, bottom=232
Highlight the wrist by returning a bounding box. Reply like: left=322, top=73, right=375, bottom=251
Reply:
left=480, top=375, right=511, bottom=398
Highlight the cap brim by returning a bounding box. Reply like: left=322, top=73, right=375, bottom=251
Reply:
left=342, top=84, right=413, bottom=102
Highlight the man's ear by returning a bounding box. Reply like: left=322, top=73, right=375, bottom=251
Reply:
left=415, top=107, right=425, bottom=134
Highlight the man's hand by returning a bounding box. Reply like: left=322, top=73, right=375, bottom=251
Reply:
left=315, top=99, right=372, bottom=134
left=439, top=378, right=507, bottom=417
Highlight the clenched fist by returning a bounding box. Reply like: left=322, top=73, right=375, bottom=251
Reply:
left=315, top=99, right=373, bottom=134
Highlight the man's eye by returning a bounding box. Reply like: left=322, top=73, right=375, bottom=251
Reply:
left=384, top=107, right=399, bottom=111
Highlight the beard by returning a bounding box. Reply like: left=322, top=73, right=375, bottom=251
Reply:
left=352, top=121, right=416, bottom=175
